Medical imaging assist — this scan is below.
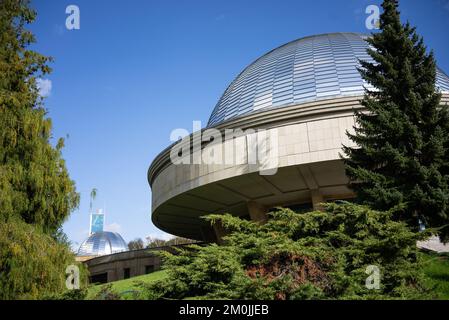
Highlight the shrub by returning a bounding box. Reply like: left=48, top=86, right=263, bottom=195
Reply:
left=146, top=203, right=432, bottom=300
left=91, top=284, right=121, bottom=300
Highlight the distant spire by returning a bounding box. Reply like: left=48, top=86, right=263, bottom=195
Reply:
left=88, top=188, right=103, bottom=235
left=89, top=188, right=97, bottom=213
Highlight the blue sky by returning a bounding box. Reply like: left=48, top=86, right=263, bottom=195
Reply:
left=30, top=0, right=449, bottom=249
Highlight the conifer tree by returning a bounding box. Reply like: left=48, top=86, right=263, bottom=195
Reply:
left=343, top=0, right=449, bottom=241
left=0, top=0, right=79, bottom=235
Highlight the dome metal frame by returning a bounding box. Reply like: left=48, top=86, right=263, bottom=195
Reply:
left=77, top=231, right=128, bottom=257
left=207, top=32, right=449, bottom=127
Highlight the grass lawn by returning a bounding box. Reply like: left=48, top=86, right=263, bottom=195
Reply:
left=86, top=270, right=167, bottom=299
left=421, top=252, right=449, bottom=299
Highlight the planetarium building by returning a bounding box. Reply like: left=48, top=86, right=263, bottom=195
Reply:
left=148, top=33, right=449, bottom=242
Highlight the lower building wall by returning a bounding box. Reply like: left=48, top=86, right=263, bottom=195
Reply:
left=87, top=256, right=162, bottom=283
left=84, top=244, right=197, bottom=284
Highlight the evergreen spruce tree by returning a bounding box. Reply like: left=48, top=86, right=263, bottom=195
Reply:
left=343, top=0, right=449, bottom=241
left=0, top=0, right=79, bottom=236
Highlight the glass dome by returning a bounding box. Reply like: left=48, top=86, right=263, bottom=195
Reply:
left=207, top=32, right=449, bottom=127
left=77, top=231, right=128, bottom=256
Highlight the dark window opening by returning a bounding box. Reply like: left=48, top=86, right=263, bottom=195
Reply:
left=145, top=265, right=155, bottom=274
left=90, top=272, right=108, bottom=284
left=123, top=268, right=131, bottom=279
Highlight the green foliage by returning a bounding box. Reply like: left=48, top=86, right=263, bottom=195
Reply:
left=46, top=288, right=88, bottom=300
left=86, top=270, right=168, bottom=300
left=91, top=284, right=122, bottom=300
left=0, top=0, right=82, bottom=300
left=343, top=0, right=449, bottom=241
left=0, top=0, right=79, bottom=235
left=0, top=218, right=88, bottom=300
left=145, top=203, right=432, bottom=300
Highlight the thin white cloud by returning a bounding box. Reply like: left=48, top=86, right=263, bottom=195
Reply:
left=104, top=222, right=122, bottom=233
left=36, top=78, right=52, bottom=97
left=146, top=232, right=174, bottom=242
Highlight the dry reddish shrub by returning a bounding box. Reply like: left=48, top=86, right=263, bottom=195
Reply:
left=245, top=254, right=332, bottom=299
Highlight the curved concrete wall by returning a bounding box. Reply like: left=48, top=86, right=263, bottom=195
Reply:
left=148, top=94, right=449, bottom=241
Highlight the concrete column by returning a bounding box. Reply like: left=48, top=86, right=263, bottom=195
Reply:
left=247, top=201, right=268, bottom=223
left=200, top=226, right=215, bottom=242
left=212, top=220, right=227, bottom=245
left=311, top=189, right=324, bottom=211
left=200, top=226, right=218, bottom=243
left=107, top=270, right=115, bottom=282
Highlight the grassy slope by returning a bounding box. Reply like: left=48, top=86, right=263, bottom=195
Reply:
left=86, top=270, right=167, bottom=299
left=420, top=252, right=449, bottom=300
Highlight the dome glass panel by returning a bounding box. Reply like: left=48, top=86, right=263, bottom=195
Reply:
left=207, top=33, right=449, bottom=126
left=77, top=231, right=128, bottom=256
